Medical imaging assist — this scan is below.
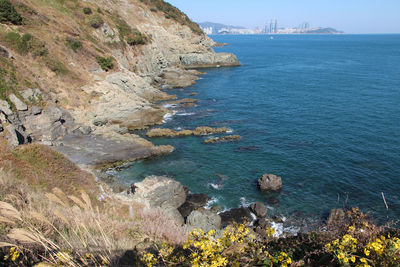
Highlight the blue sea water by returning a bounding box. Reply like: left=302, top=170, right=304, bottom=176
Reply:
left=119, top=35, right=400, bottom=223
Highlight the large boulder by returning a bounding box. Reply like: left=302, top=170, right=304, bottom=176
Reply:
left=23, top=106, right=74, bottom=143
left=258, top=174, right=283, bottom=191
left=219, top=207, right=254, bottom=228
left=250, top=202, right=267, bottom=218
left=132, top=176, right=187, bottom=209
left=164, top=207, right=185, bottom=226
left=4, top=124, right=20, bottom=148
left=178, top=193, right=210, bottom=218
left=186, top=209, right=221, bottom=232
left=0, top=100, right=13, bottom=116
left=9, top=94, right=28, bottom=111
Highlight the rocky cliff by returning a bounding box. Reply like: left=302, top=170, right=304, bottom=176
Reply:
left=0, top=0, right=239, bottom=167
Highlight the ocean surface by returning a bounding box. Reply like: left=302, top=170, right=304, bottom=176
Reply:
left=118, top=34, right=400, bottom=223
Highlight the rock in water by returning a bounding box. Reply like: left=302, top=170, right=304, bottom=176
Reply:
left=258, top=174, right=283, bottom=191
left=219, top=207, right=253, bottom=228
left=186, top=209, right=221, bottom=232
left=132, top=176, right=187, bottom=209
left=250, top=202, right=267, bottom=218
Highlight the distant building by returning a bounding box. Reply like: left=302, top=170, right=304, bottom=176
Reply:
left=274, top=20, right=278, bottom=33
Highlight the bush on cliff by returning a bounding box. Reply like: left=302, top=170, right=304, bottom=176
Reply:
left=113, top=15, right=148, bottom=46
left=0, top=0, right=22, bottom=25
left=1, top=31, right=47, bottom=56
left=89, top=14, right=103, bottom=28
left=96, top=56, right=113, bottom=71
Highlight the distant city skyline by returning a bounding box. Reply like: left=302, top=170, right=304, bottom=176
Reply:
left=167, top=0, right=400, bottom=34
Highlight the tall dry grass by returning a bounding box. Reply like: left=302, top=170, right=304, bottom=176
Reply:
left=0, top=167, right=187, bottom=266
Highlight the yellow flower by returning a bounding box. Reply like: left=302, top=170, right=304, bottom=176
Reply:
left=364, top=248, right=370, bottom=256
left=351, top=256, right=356, bottom=263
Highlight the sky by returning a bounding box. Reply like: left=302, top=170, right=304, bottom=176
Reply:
left=167, top=0, right=400, bottom=34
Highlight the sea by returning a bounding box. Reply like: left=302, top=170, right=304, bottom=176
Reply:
left=117, top=34, right=400, bottom=225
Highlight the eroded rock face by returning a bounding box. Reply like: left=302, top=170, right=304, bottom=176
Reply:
left=4, top=124, right=20, bottom=148
left=180, top=53, right=240, bottom=68
left=186, top=209, right=221, bottom=232
left=132, top=176, right=187, bottom=209
left=258, top=174, right=283, bottom=191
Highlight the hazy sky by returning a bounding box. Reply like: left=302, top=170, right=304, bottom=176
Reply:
left=167, top=0, right=400, bottom=34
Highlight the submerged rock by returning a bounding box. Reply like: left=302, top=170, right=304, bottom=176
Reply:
left=146, top=126, right=230, bottom=138
left=258, top=174, right=283, bottom=191
left=186, top=209, right=221, bottom=232
left=204, top=135, right=241, bottom=144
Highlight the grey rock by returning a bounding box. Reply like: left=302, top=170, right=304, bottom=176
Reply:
left=0, top=112, right=8, bottom=123
left=9, top=94, right=28, bottom=111
left=327, top=209, right=345, bottom=226
left=44, top=106, right=63, bottom=123
left=179, top=53, right=240, bottom=68
left=79, top=125, right=92, bottom=135
left=187, top=209, right=221, bottom=232
left=258, top=174, right=283, bottom=191
left=4, top=124, right=20, bottom=148
left=0, top=45, right=13, bottom=59
left=210, top=205, right=222, bottom=213
left=132, top=176, right=187, bottom=209
left=0, top=123, right=3, bottom=132
left=250, top=202, right=267, bottom=218
left=31, top=106, right=42, bottom=115
left=0, top=100, right=13, bottom=116
left=164, top=207, right=185, bottom=226
left=93, top=117, right=108, bottom=127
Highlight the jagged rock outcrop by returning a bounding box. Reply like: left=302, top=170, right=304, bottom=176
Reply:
left=9, top=94, right=28, bottom=111
left=180, top=53, right=240, bottom=68
left=0, top=100, right=13, bottom=116
left=250, top=202, right=268, bottom=218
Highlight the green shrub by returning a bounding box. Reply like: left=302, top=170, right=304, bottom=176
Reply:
left=113, top=15, right=148, bottom=46
left=96, top=56, right=113, bottom=71
left=0, top=0, right=22, bottom=25
left=44, top=57, right=69, bottom=75
left=65, top=37, right=82, bottom=52
left=82, top=7, right=92, bottom=15
left=2, top=31, right=47, bottom=56
left=89, top=14, right=103, bottom=28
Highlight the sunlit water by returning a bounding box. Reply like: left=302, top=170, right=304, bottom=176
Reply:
left=117, top=35, right=400, bottom=223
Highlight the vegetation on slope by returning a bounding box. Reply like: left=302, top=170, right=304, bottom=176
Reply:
left=139, top=0, right=203, bottom=35
left=0, top=0, right=22, bottom=25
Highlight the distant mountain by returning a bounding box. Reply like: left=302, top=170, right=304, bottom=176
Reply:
left=198, top=22, right=245, bottom=34
left=303, top=27, right=343, bottom=34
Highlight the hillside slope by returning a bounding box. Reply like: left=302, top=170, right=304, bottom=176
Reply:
left=0, top=0, right=239, bottom=165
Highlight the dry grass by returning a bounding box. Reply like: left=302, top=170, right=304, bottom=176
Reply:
left=0, top=138, right=187, bottom=265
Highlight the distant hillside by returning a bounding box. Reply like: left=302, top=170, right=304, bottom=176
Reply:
left=304, top=27, right=343, bottom=34
left=198, top=22, right=245, bottom=34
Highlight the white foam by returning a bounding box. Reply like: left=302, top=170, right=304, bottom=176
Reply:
left=249, top=212, right=257, bottom=226
left=226, top=128, right=234, bottom=134
left=176, top=112, right=195, bottom=116
left=270, top=221, right=300, bottom=238
left=240, top=197, right=251, bottom=207
left=209, top=183, right=223, bottom=190
left=163, top=103, right=178, bottom=109
left=205, top=197, right=219, bottom=209
left=162, top=111, right=176, bottom=123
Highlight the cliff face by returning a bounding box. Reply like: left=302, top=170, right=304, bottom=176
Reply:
left=0, top=0, right=239, bottom=164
